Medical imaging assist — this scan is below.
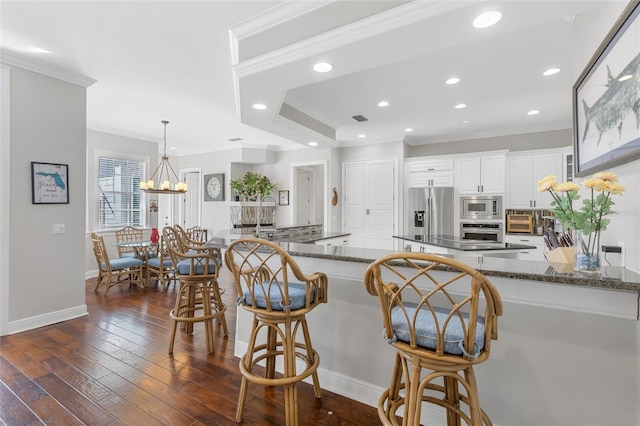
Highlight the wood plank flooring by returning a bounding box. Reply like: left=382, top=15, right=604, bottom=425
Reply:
left=0, top=268, right=380, bottom=425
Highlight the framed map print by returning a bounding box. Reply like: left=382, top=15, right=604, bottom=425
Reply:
left=31, top=162, right=69, bottom=204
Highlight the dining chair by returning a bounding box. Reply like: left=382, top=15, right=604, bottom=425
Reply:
left=115, top=226, right=143, bottom=258
left=185, top=225, right=207, bottom=243
left=364, top=252, right=503, bottom=425
left=91, top=232, right=144, bottom=295
left=163, top=226, right=228, bottom=353
left=146, top=237, right=175, bottom=291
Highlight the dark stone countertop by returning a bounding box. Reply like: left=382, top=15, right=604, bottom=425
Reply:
left=207, top=236, right=640, bottom=293
left=394, top=234, right=536, bottom=251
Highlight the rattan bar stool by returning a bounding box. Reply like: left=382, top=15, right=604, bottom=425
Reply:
left=163, top=226, right=228, bottom=354
left=224, top=237, right=328, bottom=426
left=364, top=253, right=503, bottom=426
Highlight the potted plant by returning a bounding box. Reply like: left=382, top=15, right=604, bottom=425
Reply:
left=230, top=172, right=277, bottom=201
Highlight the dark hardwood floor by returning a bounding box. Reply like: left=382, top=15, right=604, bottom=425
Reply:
left=0, top=268, right=379, bottom=425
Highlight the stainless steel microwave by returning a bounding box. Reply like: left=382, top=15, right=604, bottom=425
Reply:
left=460, top=195, right=502, bottom=220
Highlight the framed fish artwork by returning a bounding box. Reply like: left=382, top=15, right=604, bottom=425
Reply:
left=573, top=0, right=640, bottom=177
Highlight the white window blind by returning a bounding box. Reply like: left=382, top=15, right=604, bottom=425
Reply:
left=98, top=156, right=144, bottom=228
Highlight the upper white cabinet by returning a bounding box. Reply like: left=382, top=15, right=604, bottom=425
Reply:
left=506, top=148, right=566, bottom=209
left=457, top=154, right=505, bottom=194
left=406, top=158, right=454, bottom=187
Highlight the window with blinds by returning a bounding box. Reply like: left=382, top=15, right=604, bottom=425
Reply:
left=98, top=157, right=145, bottom=228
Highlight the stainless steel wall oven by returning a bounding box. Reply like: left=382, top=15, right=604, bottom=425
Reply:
left=460, top=222, right=503, bottom=242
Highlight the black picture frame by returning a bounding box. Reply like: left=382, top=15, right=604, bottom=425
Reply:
left=31, top=161, right=69, bottom=204
left=278, top=190, right=289, bottom=206
left=572, top=0, right=640, bottom=177
left=204, top=173, right=225, bottom=201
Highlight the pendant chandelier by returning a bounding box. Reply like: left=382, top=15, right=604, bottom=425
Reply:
left=140, top=120, right=187, bottom=194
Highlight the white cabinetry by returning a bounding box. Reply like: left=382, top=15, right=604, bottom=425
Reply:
left=314, top=236, right=350, bottom=247
left=406, top=158, right=453, bottom=187
left=506, top=148, right=566, bottom=209
left=457, top=154, right=505, bottom=194
left=400, top=241, right=449, bottom=254
left=505, top=235, right=546, bottom=261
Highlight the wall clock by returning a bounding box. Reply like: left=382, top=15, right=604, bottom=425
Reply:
left=204, top=173, right=224, bottom=201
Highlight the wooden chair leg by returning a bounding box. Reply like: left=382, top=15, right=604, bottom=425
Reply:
left=464, top=367, right=483, bottom=425
left=200, top=282, right=215, bottom=353
left=405, top=357, right=422, bottom=426
left=301, top=318, right=321, bottom=398
left=236, top=376, right=249, bottom=422
left=445, top=375, right=461, bottom=426
left=265, top=326, right=277, bottom=380
left=237, top=317, right=260, bottom=422
left=282, top=319, right=298, bottom=426
left=210, top=280, right=228, bottom=336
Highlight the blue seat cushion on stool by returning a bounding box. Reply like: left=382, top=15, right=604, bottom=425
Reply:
left=104, top=257, right=143, bottom=269
left=240, top=282, right=313, bottom=311
left=176, top=258, right=218, bottom=275
left=147, top=257, right=173, bottom=268
left=120, top=252, right=136, bottom=258
left=390, top=302, right=485, bottom=357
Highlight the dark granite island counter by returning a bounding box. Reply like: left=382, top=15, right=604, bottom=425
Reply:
left=207, top=236, right=640, bottom=425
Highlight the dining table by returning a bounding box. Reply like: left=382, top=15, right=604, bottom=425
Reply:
left=113, top=240, right=159, bottom=287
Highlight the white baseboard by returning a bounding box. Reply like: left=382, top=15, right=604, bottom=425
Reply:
left=234, top=340, right=447, bottom=424
left=8, top=304, right=88, bottom=335
left=85, top=269, right=98, bottom=280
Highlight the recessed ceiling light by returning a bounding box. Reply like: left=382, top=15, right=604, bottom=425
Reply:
left=252, top=103, right=267, bottom=110
left=618, top=74, right=633, bottom=82
left=527, top=110, right=540, bottom=115
left=358, top=134, right=366, bottom=138
left=454, top=103, right=467, bottom=109
left=543, top=68, right=560, bottom=76
left=378, top=101, right=389, bottom=107
left=462, top=120, right=471, bottom=124
left=28, top=46, right=51, bottom=54
left=405, top=128, right=413, bottom=132
left=170, top=146, right=177, bottom=150
left=313, top=62, right=333, bottom=73
left=308, top=141, right=318, bottom=146
left=445, top=77, right=461, bottom=85
left=473, top=11, right=502, bottom=29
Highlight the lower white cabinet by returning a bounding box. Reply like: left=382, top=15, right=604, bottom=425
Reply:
left=401, top=241, right=449, bottom=254
left=314, top=236, right=350, bottom=247
left=505, top=234, right=546, bottom=261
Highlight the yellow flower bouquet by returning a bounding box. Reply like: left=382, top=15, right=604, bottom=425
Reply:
left=537, top=172, right=624, bottom=271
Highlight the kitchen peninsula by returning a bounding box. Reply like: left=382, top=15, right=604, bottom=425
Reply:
left=208, top=237, right=640, bottom=425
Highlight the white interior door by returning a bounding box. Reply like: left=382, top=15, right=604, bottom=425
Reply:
left=182, top=171, right=200, bottom=229
left=344, top=160, right=395, bottom=249
left=296, top=170, right=313, bottom=225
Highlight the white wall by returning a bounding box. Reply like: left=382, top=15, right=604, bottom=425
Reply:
left=407, top=129, right=572, bottom=158
left=84, top=129, right=159, bottom=274
left=2, top=65, right=88, bottom=334
left=573, top=1, right=640, bottom=274
left=178, top=146, right=339, bottom=236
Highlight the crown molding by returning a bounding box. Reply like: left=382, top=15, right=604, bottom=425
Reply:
left=0, top=49, right=96, bottom=88
left=230, top=1, right=335, bottom=42
left=233, top=0, right=472, bottom=78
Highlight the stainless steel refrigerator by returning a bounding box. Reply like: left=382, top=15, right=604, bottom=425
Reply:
left=408, top=187, right=454, bottom=238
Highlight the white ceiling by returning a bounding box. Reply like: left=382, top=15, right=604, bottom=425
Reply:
left=1, top=1, right=608, bottom=156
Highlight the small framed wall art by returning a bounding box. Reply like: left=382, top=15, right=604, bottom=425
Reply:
left=278, top=190, right=289, bottom=206
left=31, top=161, right=69, bottom=204
left=204, top=173, right=225, bottom=201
